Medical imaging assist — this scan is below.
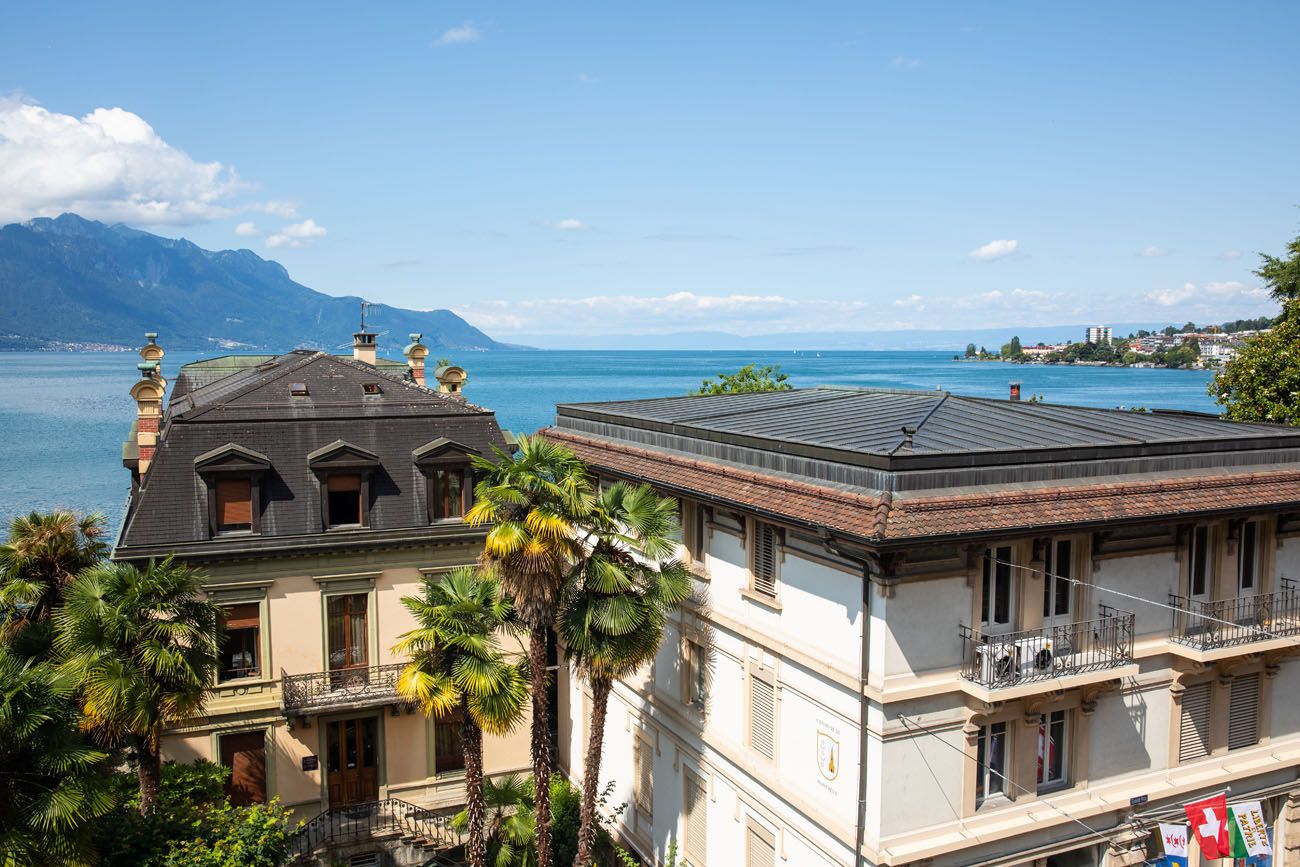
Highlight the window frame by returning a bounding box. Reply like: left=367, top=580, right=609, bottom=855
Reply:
left=747, top=664, right=777, bottom=760
left=682, top=637, right=709, bottom=709
left=325, top=473, right=366, bottom=528
left=1036, top=709, right=1069, bottom=793
left=981, top=546, right=1015, bottom=633
left=1238, top=520, right=1261, bottom=595
left=975, top=720, right=1009, bottom=806
left=632, top=735, right=654, bottom=821
left=748, top=519, right=782, bottom=599
left=427, top=464, right=472, bottom=523
left=1187, top=525, right=1212, bottom=600
left=433, top=710, right=467, bottom=775
left=218, top=601, right=262, bottom=683
left=1042, top=539, right=1073, bottom=625
left=195, top=443, right=270, bottom=539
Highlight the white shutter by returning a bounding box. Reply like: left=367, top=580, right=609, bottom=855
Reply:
left=1179, top=681, right=1212, bottom=762
left=746, top=823, right=776, bottom=867
left=752, top=523, right=778, bottom=596
left=1228, top=673, right=1260, bottom=751
left=634, top=741, right=653, bottom=817
left=685, top=769, right=708, bottom=866
left=749, top=674, right=776, bottom=759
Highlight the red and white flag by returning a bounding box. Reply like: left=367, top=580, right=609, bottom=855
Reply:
left=1184, top=793, right=1230, bottom=860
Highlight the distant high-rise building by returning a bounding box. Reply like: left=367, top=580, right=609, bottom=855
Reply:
left=1086, top=325, right=1113, bottom=345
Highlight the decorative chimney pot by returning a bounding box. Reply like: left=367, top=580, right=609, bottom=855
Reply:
left=403, top=333, right=428, bottom=385
left=434, top=364, right=468, bottom=395
left=352, top=330, right=377, bottom=366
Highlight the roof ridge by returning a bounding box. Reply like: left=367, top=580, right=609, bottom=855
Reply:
left=175, top=351, right=323, bottom=420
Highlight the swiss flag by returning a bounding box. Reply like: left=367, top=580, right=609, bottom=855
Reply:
left=1184, top=793, right=1230, bottom=859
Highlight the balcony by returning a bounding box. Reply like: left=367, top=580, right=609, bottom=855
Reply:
left=280, top=663, right=408, bottom=717
left=1170, top=581, right=1300, bottom=652
left=960, top=606, right=1136, bottom=693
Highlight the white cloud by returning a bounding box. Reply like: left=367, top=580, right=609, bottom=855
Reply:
left=890, top=56, right=923, bottom=69
left=893, top=294, right=925, bottom=310
left=1218, top=249, right=1243, bottom=260
left=546, top=218, right=588, bottom=231
left=255, top=200, right=298, bottom=218
left=234, top=221, right=259, bottom=237
left=0, top=97, right=250, bottom=226
left=435, top=21, right=482, bottom=46
left=265, top=218, right=327, bottom=249
left=1138, top=246, right=1168, bottom=258
left=1145, top=280, right=1266, bottom=307
left=967, top=239, right=1019, bottom=261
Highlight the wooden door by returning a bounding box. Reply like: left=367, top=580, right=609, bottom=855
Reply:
left=326, top=717, right=379, bottom=805
left=219, top=730, right=267, bottom=806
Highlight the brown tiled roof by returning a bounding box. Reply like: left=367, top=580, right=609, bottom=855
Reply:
left=544, top=429, right=1300, bottom=543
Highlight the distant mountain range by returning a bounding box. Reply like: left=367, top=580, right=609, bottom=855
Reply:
left=0, top=214, right=517, bottom=352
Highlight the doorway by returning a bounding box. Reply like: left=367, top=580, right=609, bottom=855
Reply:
left=326, top=716, right=379, bottom=806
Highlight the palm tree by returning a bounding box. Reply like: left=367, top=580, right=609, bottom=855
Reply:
left=559, top=482, right=691, bottom=867
left=0, top=646, right=115, bottom=866
left=394, top=566, right=528, bottom=867
left=453, top=773, right=539, bottom=867
left=0, top=510, right=107, bottom=657
left=53, top=556, right=223, bottom=815
left=466, top=434, right=594, bottom=867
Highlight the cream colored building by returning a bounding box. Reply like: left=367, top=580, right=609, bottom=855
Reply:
left=113, top=332, right=528, bottom=861
left=548, top=388, right=1300, bottom=867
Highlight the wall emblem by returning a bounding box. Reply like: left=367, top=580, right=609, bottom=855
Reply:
left=816, top=729, right=840, bottom=781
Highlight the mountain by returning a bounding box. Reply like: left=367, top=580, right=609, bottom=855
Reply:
left=0, top=214, right=517, bottom=352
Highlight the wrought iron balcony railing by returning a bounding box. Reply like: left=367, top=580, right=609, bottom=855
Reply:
left=290, top=798, right=461, bottom=861
left=280, top=663, right=408, bottom=715
left=960, top=606, right=1135, bottom=689
left=1170, top=581, right=1300, bottom=651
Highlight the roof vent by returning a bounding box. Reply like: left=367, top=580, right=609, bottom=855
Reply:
left=362, top=382, right=383, bottom=395
left=290, top=382, right=309, bottom=396
left=900, top=425, right=917, bottom=452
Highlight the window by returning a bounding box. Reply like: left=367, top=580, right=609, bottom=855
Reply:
left=748, top=669, right=775, bottom=759
left=1037, top=710, right=1068, bottom=791
left=1239, top=521, right=1260, bottom=593
left=745, top=820, right=776, bottom=867
left=431, top=467, right=467, bottom=521
left=361, top=382, right=383, bottom=395
left=975, top=721, right=1008, bottom=804
left=1179, top=681, right=1212, bottom=762
left=685, top=502, right=707, bottom=563
left=981, top=546, right=1014, bottom=630
left=1228, top=673, right=1260, bottom=751
left=633, top=739, right=653, bottom=819
left=327, top=474, right=363, bottom=527
left=289, top=382, right=308, bottom=396
left=684, top=768, right=708, bottom=866
left=215, top=478, right=253, bottom=533
left=327, top=594, right=369, bottom=672
left=683, top=639, right=708, bottom=708
left=434, top=712, right=465, bottom=773
left=1188, top=526, right=1211, bottom=599
left=751, top=522, right=779, bottom=597
left=1042, top=540, right=1072, bottom=622
left=219, top=603, right=261, bottom=681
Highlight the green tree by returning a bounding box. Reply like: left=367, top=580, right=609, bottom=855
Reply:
left=0, top=511, right=107, bottom=657
left=161, top=800, right=297, bottom=867
left=394, top=566, right=528, bottom=867
left=466, top=435, right=594, bottom=867
left=690, top=363, right=792, bottom=395
left=453, top=774, right=619, bottom=867
left=964, top=343, right=977, bottom=358
left=559, top=483, right=692, bottom=867
left=1257, top=228, right=1300, bottom=301
left=0, top=647, right=115, bottom=866
left=97, top=760, right=229, bottom=867
left=55, top=557, right=223, bottom=815
left=1211, top=300, right=1300, bottom=424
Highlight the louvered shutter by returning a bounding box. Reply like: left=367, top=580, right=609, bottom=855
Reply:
left=752, top=523, right=778, bottom=596
left=685, top=769, right=708, bottom=866
left=750, top=674, right=775, bottom=759
left=221, top=602, right=260, bottom=630
left=216, top=478, right=252, bottom=527
left=634, top=741, right=653, bottom=816
left=1179, top=681, right=1212, bottom=762
left=1228, top=673, right=1260, bottom=751
left=747, top=824, right=776, bottom=867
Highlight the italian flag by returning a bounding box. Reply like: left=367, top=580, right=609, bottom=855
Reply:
left=1227, top=801, right=1272, bottom=860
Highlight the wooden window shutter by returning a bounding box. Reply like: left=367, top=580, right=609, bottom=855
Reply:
left=222, top=602, right=260, bottom=630
left=634, top=741, right=653, bottom=817
left=1228, top=673, right=1260, bottom=751
left=327, top=474, right=361, bottom=492
left=749, top=673, right=776, bottom=759
left=746, top=822, right=776, bottom=867
left=685, top=769, right=708, bottom=866
left=1179, top=681, right=1212, bottom=762
left=216, top=478, right=252, bottom=527
left=752, top=522, right=778, bottom=596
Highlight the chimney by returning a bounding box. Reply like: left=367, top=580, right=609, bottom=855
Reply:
left=1009, top=381, right=1022, bottom=401
left=130, top=358, right=166, bottom=476
left=900, top=425, right=916, bottom=452
left=434, top=362, right=468, bottom=395
left=352, top=330, right=377, bottom=366
left=403, top=333, right=428, bottom=385
left=140, top=331, right=165, bottom=381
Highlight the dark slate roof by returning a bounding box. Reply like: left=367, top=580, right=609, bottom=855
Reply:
left=116, top=351, right=507, bottom=558
left=556, top=387, right=1300, bottom=465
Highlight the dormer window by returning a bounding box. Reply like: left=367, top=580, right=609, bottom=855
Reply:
left=215, top=479, right=253, bottom=533
left=326, top=474, right=363, bottom=527
left=290, top=382, right=309, bottom=396
left=307, top=440, right=380, bottom=531
left=412, top=437, right=477, bottom=524
left=431, top=467, right=467, bottom=520
left=362, top=382, right=383, bottom=395
left=194, top=443, right=270, bottom=538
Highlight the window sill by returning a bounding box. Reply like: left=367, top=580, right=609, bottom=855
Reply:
left=433, top=768, right=467, bottom=782
left=975, top=793, right=1014, bottom=812
left=326, top=524, right=366, bottom=531
left=214, top=674, right=275, bottom=690
left=215, top=529, right=256, bottom=537
left=740, top=588, right=782, bottom=611
left=687, top=562, right=710, bottom=580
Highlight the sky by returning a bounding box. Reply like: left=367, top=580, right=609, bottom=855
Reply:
left=1, top=2, right=1298, bottom=346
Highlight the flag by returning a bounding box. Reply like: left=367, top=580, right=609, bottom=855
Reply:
left=1228, top=801, right=1272, bottom=859
left=1185, top=792, right=1230, bottom=859
left=1158, top=822, right=1189, bottom=867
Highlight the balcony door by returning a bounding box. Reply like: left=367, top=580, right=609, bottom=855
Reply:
left=1187, top=526, right=1211, bottom=603
left=327, top=593, right=369, bottom=676
left=1042, top=540, right=1073, bottom=629
left=326, top=716, right=379, bottom=806
left=981, top=546, right=1015, bottom=635
left=1237, top=521, right=1260, bottom=601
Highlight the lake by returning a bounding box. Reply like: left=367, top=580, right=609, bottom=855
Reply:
left=0, top=350, right=1219, bottom=535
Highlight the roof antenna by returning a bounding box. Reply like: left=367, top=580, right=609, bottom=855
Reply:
left=360, top=300, right=370, bottom=332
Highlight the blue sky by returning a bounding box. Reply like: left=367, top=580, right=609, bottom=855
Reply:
left=2, top=2, right=1297, bottom=344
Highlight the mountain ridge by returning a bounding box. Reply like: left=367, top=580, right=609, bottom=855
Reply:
left=0, top=214, right=519, bottom=352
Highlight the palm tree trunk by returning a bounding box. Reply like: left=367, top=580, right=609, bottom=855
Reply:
left=529, top=624, right=553, bottom=867
left=574, top=675, right=612, bottom=867
left=462, top=711, right=488, bottom=867
left=137, top=734, right=162, bottom=816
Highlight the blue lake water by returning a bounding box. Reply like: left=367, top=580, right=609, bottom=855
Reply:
left=0, top=350, right=1219, bottom=535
